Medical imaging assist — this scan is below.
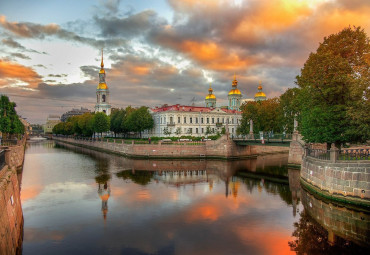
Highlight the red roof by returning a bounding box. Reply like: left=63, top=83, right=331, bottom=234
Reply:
left=151, top=104, right=241, bottom=114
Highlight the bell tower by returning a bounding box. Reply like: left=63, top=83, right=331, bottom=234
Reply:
left=95, top=49, right=111, bottom=115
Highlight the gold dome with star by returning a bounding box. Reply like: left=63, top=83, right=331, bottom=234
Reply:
left=228, top=75, right=241, bottom=95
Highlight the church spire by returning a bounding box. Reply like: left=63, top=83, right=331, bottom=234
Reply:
left=101, top=48, right=104, bottom=68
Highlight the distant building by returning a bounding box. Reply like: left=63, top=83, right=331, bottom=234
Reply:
left=61, top=107, right=91, bottom=122
left=19, top=117, right=31, bottom=135
left=43, top=115, right=61, bottom=134
left=95, top=49, right=111, bottom=116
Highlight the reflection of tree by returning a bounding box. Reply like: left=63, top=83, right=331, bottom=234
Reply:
left=95, top=173, right=111, bottom=184
left=238, top=176, right=293, bottom=205
left=116, top=170, right=153, bottom=186
left=289, top=210, right=368, bottom=254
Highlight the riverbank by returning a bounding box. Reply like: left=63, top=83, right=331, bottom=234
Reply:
left=0, top=136, right=26, bottom=254
left=53, top=135, right=289, bottom=159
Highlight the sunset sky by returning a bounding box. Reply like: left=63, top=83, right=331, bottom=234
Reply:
left=1, top=0, right=369, bottom=123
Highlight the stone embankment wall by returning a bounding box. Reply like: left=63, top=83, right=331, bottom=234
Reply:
left=54, top=135, right=289, bottom=159
left=300, top=156, right=370, bottom=205
left=301, top=188, right=369, bottom=246
left=0, top=136, right=26, bottom=254
left=0, top=167, right=23, bottom=254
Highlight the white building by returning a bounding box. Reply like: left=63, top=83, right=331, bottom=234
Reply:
left=144, top=77, right=243, bottom=138
left=95, top=49, right=111, bottom=116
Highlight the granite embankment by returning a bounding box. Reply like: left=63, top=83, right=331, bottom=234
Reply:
left=53, top=135, right=289, bottom=159
left=0, top=137, right=26, bottom=254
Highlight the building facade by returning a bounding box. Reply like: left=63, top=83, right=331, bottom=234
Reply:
left=145, top=77, right=244, bottom=138
left=95, top=50, right=111, bottom=116
left=61, top=107, right=91, bottom=122
left=43, top=115, right=61, bottom=134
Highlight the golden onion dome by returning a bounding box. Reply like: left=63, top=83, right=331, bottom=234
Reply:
left=97, top=83, right=108, bottom=90
left=258, top=85, right=262, bottom=90
left=254, top=91, right=266, bottom=98
left=229, top=89, right=241, bottom=95
left=99, top=69, right=105, bottom=74
left=205, top=94, right=216, bottom=100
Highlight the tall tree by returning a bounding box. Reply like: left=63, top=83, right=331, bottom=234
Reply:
left=296, top=26, right=370, bottom=146
left=94, top=112, right=110, bottom=137
left=0, top=95, right=24, bottom=138
left=126, top=106, right=154, bottom=138
left=279, top=88, right=300, bottom=133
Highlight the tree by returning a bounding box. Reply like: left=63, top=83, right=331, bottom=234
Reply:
left=163, top=127, right=171, bottom=136
left=279, top=88, right=300, bottom=133
left=175, top=127, right=181, bottom=136
left=94, top=112, right=110, bottom=137
left=296, top=26, right=370, bottom=146
left=239, top=99, right=283, bottom=134
left=0, top=95, right=24, bottom=138
left=78, top=112, right=94, bottom=136
left=110, top=109, right=125, bottom=137
left=125, top=106, right=154, bottom=138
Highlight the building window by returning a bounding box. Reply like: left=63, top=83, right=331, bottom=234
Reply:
left=160, top=118, right=162, bottom=124
left=217, top=118, right=219, bottom=123
left=178, top=117, right=180, bottom=123
left=189, top=128, right=192, bottom=134
left=164, top=117, right=166, bottom=123
left=207, top=118, right=209, bottom=124
left=201, top=118, right=204, bottom=124
left=196, top=118, right=198, bottom=124
left=196, top=128, right=198, bottom=133
left=102, top=94, right=106, bottom=102
left=170, top=117, right=173, bottom=123
left=212, top=128, right=214, bottom=133
left=201, top=128, right=204, bottom=133
left=184, top=117, right=186, bottom=123
left=212, top=118, right=214, bottom=124
left=190, top=117, right=192, bottom=124
left=232, top=128, right=234, bottom=133
left=232, top=118, right=234, bottom=124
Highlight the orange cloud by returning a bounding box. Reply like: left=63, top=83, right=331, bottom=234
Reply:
left=0, top=59, right=42, bottom=88
left=179, top=40, right=253, bottom=70
left=21, top=185, right=43, bottom=202
left=0, top=15, right=59, bottom=38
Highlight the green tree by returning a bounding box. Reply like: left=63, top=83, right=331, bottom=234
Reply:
left=296, top=26, right=370, bottom=146
left=175, top=127, right=181, bottom=136
left=239, top=99, right=282, bottom=134
left=125, top=106, right=154, bottom=138
left=279, top=88, right=300, bottom=133
left=94, top=112, right=110, bottom=137
left=0, top=95, right=24, bottom=138
left=78, top=112, right=94, bottom=136
left=110, top=109, right=125, bottom=137
left=163, top=127, right=171, bottom=136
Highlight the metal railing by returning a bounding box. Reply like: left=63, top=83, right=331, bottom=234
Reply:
left=0, top=139, right=18, bottom=146
left=307, top=148, right=330, bottom=160
left=340, top=148, right=369, bottom=160
left=0, top=149, right=6, bottom=170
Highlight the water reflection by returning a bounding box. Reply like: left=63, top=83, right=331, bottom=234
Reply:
left=18, top=141, right=369, bottom=254
left=289, top=187, right=370, bottom=254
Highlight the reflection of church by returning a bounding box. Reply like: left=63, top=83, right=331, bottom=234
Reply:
left=98, top=182, right=111, bottom=222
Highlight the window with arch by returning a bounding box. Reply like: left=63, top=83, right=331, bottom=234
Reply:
left=102, top=94, right=106, bottom=102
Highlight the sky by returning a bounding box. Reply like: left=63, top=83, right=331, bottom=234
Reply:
left=0, top=0, right=369, bottom=124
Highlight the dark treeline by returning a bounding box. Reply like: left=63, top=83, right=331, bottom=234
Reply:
left=53, top=106, right=153, bottom=138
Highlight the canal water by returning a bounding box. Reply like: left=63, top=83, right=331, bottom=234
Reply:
left=19, top=141, right=369, bottom=254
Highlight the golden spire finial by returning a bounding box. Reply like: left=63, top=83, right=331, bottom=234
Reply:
left=101, top=48, right=104, bottom=68
left=234, top=73, right=236, bottom=80
left=258, top=80, right=262, bottom=90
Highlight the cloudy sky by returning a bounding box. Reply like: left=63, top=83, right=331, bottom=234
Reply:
left=0, top=0, right=369, bottom=123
